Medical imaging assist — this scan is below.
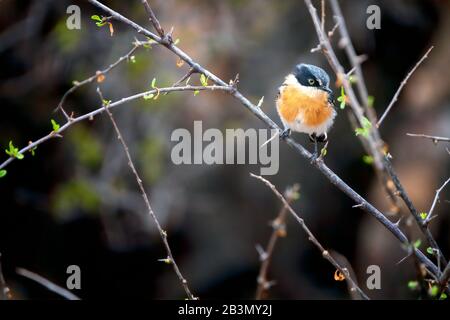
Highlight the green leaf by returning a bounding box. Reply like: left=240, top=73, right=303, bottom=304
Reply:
left=407, top=281, right=418, bottom=290
left=0, top=170, right=6, bottom=178
left=430, top=285, right=439, bottom=297
left=440, top=293, right=448, bottom=300
left=362, top=155, right=374, bottom=165
left=413, top=239, right=421, bottom=249
left=320, top=147, right=327, bottom=158
left=367, top=95, right=375, bottom=108
left=337, top=86, right=346, bottom=110
left=151, top=77, right=157, bottom=88
left=173, top=38, right=180, bottom=45
left=91, top=15, right=102, bottom=22
left=426, top=247, right=434, bottom=255
left=355, top=116, right=372, bottom=138
left=194, top=90, right=200, bottom=96
left=5, top=140, right=23, bottom=159
left=102, top=99, right=111, bottom=106
left=420, top=212, right=427, bottom=220
left=349, top=75, right=357, bottom=84
left=256, top=96, right=264, bottom=108
left=51, top=119, right=60, bottom=132
left=143, top=93, right=154, bottom=100
left=130, top=55, right=136, bottom=63
left=200, top=74, right=208, bottom=86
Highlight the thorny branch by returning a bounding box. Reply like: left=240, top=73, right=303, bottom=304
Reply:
left=255, top=184, right=299, bottom=300
left=406, top=133, right=450, bottom=144
left=251, top=174, right=369, bottom=300
left=377, top=47, right=434, bottom=128
left=305, top=0, right=401, bottom=212
left=98, top=88, right=195, bottom=299
left=424, top=177, right=450, bottom=225
left=383, top=156, right=447, bottom=267
left=0, top=0, right=446, bottom=296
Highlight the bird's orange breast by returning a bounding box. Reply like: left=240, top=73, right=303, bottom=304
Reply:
left=277, top=85, right=333, bottom=127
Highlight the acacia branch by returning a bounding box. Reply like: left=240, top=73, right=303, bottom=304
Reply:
left=251, top=174, right=369, bottom=300
left=99, top=88, right=195, bottom=299
left=377, top=47, right=433, bottom=128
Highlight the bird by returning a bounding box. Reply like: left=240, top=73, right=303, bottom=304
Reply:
left=276, top=63, right=336, bottom=159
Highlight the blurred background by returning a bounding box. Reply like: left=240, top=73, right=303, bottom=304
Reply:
left=0, top=0, right=449, bottom=299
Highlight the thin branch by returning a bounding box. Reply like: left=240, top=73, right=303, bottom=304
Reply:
left=377, top=46, right=433, bottom=128
left=406, top=133, right=450, bottom=144
left=438, top=262, right=450, bottom=297
left=424, top=177, right=450, bottom=224
left=141, top=0, right=165, bottom=38
left=0, top=85, right=231, bottom=171
left=0, top=254, right=10, bottom=300
left=255, top=184, right=299, bottom=300
left=98, top=88, right=196, bottom=299
left=320, top=0, right=325, bottom=31
left=55, top=41, right=147, bottom=118
left=383, top=156, right=447, bottom=267
left=305, top=0, right=400, bottom=212
left=16, top=268, right=80, bottom=300
left=329, top=0, right=372, bottom=116
left=251, top=174, right=369, bottom=300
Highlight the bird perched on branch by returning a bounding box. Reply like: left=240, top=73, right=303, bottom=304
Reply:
left=276, top=63, right=336, bottom=159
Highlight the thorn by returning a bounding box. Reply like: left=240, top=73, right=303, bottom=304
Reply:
left=256, top=244, right=268, bottom=261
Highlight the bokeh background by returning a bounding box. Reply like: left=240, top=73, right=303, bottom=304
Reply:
left=0, top=0, right=449, bottom=299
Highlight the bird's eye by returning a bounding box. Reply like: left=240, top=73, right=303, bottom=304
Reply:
left=308, top=78, right=315, bottom=85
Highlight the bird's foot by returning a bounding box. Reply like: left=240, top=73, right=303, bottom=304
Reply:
left=279, top=128, right=291, bottom=140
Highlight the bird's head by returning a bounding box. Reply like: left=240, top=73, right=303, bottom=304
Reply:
left=293, top=63, right=332, bottom=94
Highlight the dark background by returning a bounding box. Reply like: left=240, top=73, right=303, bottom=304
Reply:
left=0, top=0, right=449, bottom=299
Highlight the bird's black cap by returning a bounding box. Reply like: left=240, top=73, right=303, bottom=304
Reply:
left=293, top=63, right=331, bottom=93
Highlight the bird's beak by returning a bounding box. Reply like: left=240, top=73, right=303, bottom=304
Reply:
left=322, top=86, right=333, bottom=94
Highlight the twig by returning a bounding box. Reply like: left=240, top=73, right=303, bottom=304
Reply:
left=141, top=0, right=165, bottom=38
left=250, top=174, right=369, bottom=300
left=377, top=46, right=433, bottom=128
left=320, top=0, right=326, bottom=31
left=383, top=156, right=447, bottom=267
left=0, top=254, right=10, bottom=300
left=424, top=177, right=450, bottom=225
left=0, top=85, right=231, bottom=171
left=98, top=88, right=196, bottom=299
left=329, top=0, right=372, bottom=117
left=54, top=42, right=147, bottom=118
left=255, top=184, right=299, bottom=300
left=438, top=262, right=450, bottom=298
left=16, top=268, right=80, bottom=300
left=406, top=133, right=450, bottom=144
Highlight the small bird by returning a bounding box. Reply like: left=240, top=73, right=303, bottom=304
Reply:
left=276, top=63, right=336, bottom=159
